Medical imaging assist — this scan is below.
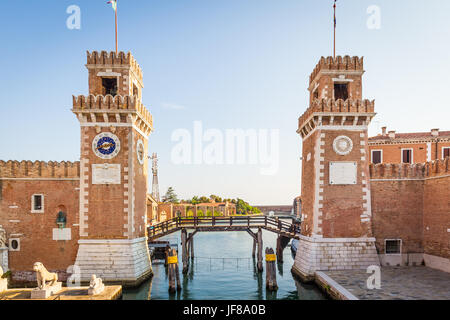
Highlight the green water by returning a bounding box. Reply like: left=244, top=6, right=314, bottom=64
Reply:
left=123, top=229, right=326, bottom=300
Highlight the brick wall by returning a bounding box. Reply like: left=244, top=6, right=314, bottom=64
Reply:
left=369, top=159, right=449, bottom=262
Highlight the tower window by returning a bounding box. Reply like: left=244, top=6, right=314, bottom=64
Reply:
left=133, top=84, right=139, bottom=97
left=102, top=78, right=118, bottom=96
left=31, top=194, right=44, bottom=213
left=313, top=89, right=319, bottom=99
left=443, top=147, right=450, bottom=159
left=334, top=83, right=348, bottom=100
left=401, top=149, right=413, bottom=164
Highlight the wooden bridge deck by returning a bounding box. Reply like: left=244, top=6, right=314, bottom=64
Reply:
left=148, top=216, right=301, bottom=241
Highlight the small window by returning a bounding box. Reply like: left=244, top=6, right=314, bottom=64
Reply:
left=402, top=149, right=413, bottom=164
left=313, top=90, right=319, bottom=99
left=133, top=84, right=139, bottom=97
left=102, top=78, right=118, bottom=96
left=371, top=150, right=382, bottom=164
left=31, top=194, right=44, bottom=213
left=385, top=239, right=402, bottom=255
left=334, top=83, right=348, bottom=100
left=9, top=238, right=20, bottom=252
left=443, top=147, right=450, bottom=159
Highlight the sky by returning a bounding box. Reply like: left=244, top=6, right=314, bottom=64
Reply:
left=0, top=0, right=449, bottom=205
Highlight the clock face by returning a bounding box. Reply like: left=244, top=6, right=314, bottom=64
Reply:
left=137, top=139, right=145, bottom=165
left=92, top=132, right=121, bottom=159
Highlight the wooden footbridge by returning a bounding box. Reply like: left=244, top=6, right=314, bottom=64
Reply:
left=147, top=216, right=301, bottom=278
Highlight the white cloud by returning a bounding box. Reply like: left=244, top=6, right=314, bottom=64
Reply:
left=161, top=102, right=186, bottom=110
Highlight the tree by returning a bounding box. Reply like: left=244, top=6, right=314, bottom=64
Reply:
left=162, top=187, right=179, bottom=203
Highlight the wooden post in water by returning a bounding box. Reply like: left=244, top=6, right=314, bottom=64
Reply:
left=265, top=247, right=278, bottom=291
left=181, top=228, right=188, bottom=274
left=252, top=237, right=257, bottom=257
left=190, top=233, right=194, bottom=260
left=168, top=248, right=181, bottom=292
left=257, top=227, right=263, bottom=272
left=276, top=235, right=283, bottom=263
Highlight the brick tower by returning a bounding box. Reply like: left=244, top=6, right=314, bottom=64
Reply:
left=72, top=51, right=153, bottom=285
left=293, top=56, right=380, bottom=281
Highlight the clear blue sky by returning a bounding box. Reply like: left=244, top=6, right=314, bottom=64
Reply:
left=0, top=1, right=449, bottom=205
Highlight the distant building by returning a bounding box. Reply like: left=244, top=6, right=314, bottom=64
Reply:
left=369, top=127, right=450, bottom=164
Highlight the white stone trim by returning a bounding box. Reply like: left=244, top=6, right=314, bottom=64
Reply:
left=79, top=158, right=89, bottom=237
left=8, top=238, right=20, bottom=252
left=423, top=254, right=450, bottom=273
left=315, top=271, right=359, bottom=300
left=80, top=123, right=149, bottom=140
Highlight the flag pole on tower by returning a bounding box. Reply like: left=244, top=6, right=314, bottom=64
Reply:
left=107, top=0, right=118, bottom=54
left=333, top=0, right=337, bottom=59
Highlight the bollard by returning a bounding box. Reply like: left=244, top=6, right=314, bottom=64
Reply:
left=265, top=247, right=278, bottom=291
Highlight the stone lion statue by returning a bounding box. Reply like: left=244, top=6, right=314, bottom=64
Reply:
left=33, top=262, right=58, bottom=289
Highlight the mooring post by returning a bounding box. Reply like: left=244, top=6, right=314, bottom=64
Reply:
left=168, top=248, right=181, bottom=292
left=252, top=237, right=257, bottom=257
left=190, top=233, right=194, bottom=260
left=257, top=227, right=263, bottom=272
left=265, top=247, right=278, bottom=291
left=181, top=228, right=188, bottom=274
left=276, top=235, right=283, bottom=263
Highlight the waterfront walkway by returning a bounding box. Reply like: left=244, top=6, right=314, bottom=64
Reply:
left=323, top=266, right=450, bottom=300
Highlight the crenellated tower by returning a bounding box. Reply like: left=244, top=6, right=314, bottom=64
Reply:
left=72, top=51, right=153, bottom=285
left=293, top=56, right=380, bottom=281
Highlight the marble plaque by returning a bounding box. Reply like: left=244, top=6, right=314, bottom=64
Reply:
left=92, top=164, right=121, bottom=185
left=329, top=162, right=357, bottom=185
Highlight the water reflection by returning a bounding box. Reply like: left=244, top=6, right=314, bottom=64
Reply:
left=123, top=230, right=326, bottom=300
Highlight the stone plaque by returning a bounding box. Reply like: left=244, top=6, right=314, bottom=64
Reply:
left=329, top=162, right=357, bottom=185
left=92, top=164, right=121, bottom=185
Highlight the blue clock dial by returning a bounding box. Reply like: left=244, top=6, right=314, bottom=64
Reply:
left=96, top=137, right=116, bottom=155
left=92, top=132, right=120, bottom=159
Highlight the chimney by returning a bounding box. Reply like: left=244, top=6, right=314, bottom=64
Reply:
left=431, top=128, right=439, bottom=137
left=388, top=131, right=396, bottom=139
left=381, top=127, right=387, bottom=136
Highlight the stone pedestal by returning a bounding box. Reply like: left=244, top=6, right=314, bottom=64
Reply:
left=0, top=278, right=7, bottom=293
left=30, top=282, right=62, bottom=299
left=292, top=235, right=380, bottom=282
left=88, top=283, right=105, bottom=295
left=74, top=237, right=152, bottom=286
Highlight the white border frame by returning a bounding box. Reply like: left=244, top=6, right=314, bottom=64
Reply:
left=9, top=238, right=20, bottom=252
left=371, top=149, right=383, bottom=164
left=31, top=194, right=44, bottom=213
left=401, top=148, right=414, bottom=164
left=442, top=147, right=450, bottom=159
left=385, top=239, right=402, bottom=255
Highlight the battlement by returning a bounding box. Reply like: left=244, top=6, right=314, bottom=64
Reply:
left=369, top=158, right=450, bottom=180
left=72, top=94, right=153, bottom=136
left=309, top=56, right=364, bottom=84
left=0, top=160, right=80, bottom=179
left=86, top=51, right=143, bottom=81
left=298, top=98, right=375, bottom=133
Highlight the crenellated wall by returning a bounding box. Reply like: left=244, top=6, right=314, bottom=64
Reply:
left=86, top=50, right=143, bottom=82
left=0, top=160, right=80, bottom=179
left=309, top=56, right=364, bottom=85
left=369, top=158, right=450, bottom=270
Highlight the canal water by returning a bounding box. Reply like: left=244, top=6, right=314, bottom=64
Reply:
left=123, top=229, right=326, bottom=300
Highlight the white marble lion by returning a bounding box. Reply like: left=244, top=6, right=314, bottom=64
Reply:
left=33, top=262, right=58, bottom=289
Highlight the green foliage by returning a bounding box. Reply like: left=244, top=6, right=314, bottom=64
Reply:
left=1, top=270, right=11, bottom=279
left=197, top=210, right=204, bottom=217
left=162, top=187, right=179, bottom=204
left=187, top=209, right=194, bottom=217
left=206, top=209, right=212, bottom=217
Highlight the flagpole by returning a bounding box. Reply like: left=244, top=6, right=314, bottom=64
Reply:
left=115, top=1, right=118, bottom=54
left=333, top=1, right=336, bottom=59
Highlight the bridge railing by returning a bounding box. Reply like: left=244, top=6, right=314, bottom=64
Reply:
left=148, top=216, right=301, bottom=238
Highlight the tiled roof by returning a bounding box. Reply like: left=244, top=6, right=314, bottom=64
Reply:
left=369, top=131, right=450, bottom=141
